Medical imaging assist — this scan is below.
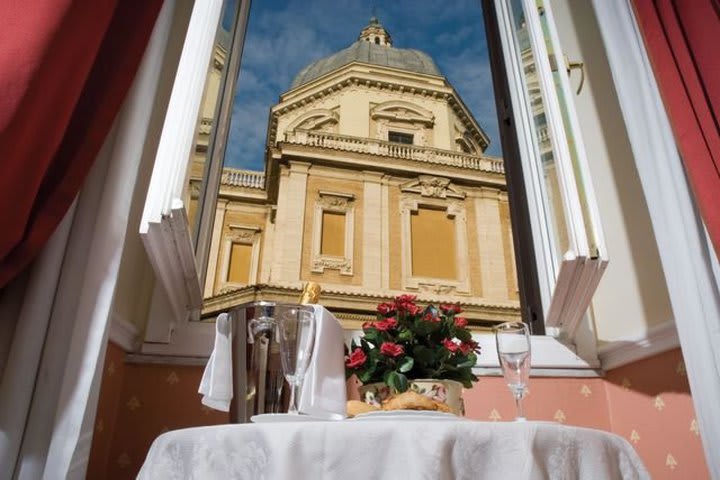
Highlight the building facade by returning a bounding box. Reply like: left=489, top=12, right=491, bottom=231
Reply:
left=196, top=18, right=521, bottom=329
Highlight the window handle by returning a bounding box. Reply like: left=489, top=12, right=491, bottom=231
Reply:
left=567, top=58, right=585, bottom=95
left=549, top=54, right=585, bottom=95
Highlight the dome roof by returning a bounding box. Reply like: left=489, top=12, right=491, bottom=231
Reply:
left=290, top=19, right=442, bottom=89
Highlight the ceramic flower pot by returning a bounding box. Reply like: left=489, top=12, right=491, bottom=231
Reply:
left=357, top=379, right=465, bottom=415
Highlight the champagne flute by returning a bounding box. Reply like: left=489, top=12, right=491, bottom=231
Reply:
left=277, top=304, right=316, bottom=415
left=495, top=321, right=531, bottom=421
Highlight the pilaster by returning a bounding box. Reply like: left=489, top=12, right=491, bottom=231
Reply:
left=362, top=171, right=384, bottom=289
left=273, top=161, right=310, bottom=283
left=475, top=187, right=509, bottom=300
left=204, top=198, right=228, bottom=297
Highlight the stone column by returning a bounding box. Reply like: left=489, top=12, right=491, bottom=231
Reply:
left=362, top=171, right=383, bottom=290
left=475, top=187, right=509, bottom=300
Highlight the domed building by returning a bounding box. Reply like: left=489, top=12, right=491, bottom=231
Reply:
left=199, top=18, right=520, bottom=329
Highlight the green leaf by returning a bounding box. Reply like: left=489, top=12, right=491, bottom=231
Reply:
left=454, top=328, right=472, bottom=342
left=397, top=328, right=413, bottom=341
left=457, top=353, right=477, bottom=369
left=358, top=370, right=373, bottom=383
left=385, top=371, right=409, bottom=393
left=398, top=356, right=414, bottom=373
left=363, top=330, right=381, bottom=346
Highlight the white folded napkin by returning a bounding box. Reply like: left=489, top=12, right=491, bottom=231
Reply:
left=298, top=305, right=347, bottom=420
left=198, top=313, right=233, bottom=412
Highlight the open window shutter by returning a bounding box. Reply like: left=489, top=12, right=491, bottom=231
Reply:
left=494, top=0, right=608, bottom=337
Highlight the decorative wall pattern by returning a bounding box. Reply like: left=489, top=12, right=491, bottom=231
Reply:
left=604, top=349, right=709, bottom=479
left=88, top=344, right=709, bottom=480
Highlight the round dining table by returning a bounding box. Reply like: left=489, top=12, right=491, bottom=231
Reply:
left=137, top=414, right=650, bottom=479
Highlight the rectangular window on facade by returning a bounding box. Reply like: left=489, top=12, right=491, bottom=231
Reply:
left=410, top=207, right=457, bottom=279
left=320, top=211, right=346, bottom=256
left=388, top=131, right=414, bottom=144
left=228, top=242, right=253, bottom=284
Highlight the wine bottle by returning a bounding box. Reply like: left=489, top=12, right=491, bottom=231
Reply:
left=299, top=281, right=321, bottom=304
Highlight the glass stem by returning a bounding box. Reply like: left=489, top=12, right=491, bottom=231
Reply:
left=515, top=391, right=526, bottom=420
left=287, top=381, right=299, bottom=414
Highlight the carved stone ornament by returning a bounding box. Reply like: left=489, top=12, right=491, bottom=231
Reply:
left=227, top=224, right=261, bottom=243
left=401, top=175, right=466, bottom=199
left=418, top=283, right=457, bottom=295
left=323, top=196, right=348, bottom=208
left=318, top=191, right=354, bottom=210
left=219, top=285, right=242, bottom=294
left=312, top=257, right=352, bottom=274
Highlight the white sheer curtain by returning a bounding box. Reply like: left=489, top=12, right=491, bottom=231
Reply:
left=0, top=2, right=174, bottom=478
left=593, top=1, right=720, bottom=478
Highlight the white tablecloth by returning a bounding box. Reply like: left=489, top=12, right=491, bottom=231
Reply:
left=137, top=419, right=649, bottom=479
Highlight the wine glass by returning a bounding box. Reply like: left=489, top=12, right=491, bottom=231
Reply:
left=276, top=304, right=316, bottom=414
left=495, top=321, right=531, bottom=421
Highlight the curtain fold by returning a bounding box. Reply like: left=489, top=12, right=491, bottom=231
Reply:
left=630, top=0, right=720, bottom=257
left=0, top=0, right=163, bottom=288
left=0, top=0, right=164, bottom=477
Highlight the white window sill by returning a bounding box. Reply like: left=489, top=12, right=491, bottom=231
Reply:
left=139, top=321, right=601, bottom=375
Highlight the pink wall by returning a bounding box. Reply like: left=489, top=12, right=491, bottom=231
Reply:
left=87, top=343, right=228, bottom=479
left=604, top=349, right=708, bottom=479
left=87, top=344, right=709, bottom=479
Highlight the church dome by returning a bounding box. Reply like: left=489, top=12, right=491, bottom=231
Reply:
left=290, top=17, right=442, bottom=89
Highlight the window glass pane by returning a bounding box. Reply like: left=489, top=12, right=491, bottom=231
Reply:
left=536, top=1, right=603, bottom=257
left=321, top=211, right=346, bottom=256
left=228, top=242, right=252, bottom=283
left=185, top=0, right=240, bottom=242
left=507, top=0, right=569, bottom=277
left=388, top=131, right=414, bottom=144
left=411, top=208, right=457, bottom=279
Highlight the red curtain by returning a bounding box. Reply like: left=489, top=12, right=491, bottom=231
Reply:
left=0, top=0, right=163, bottom=288
left=631, top=0, right=720, bottom=257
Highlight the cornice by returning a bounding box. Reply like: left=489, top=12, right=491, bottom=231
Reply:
left=201, top=283, right=520, bottom=326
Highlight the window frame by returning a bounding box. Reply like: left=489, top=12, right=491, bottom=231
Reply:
left=399, top=196, right=471, bottom=294
left=219, top=223, right=261, bottom=291
left=311, top=191, right=356, bottom=276
left=388, top=131, right=415, bottom=145
left=140, top=0, right=251, bottom=331
left=484, top=0, right=607, bottom=341
left=141, top=0, right=604, bottom=371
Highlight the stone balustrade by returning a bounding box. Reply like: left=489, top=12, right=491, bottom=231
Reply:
left=221, top=168, right=265, bottom=188
left=285, top=129, right=505, bottom=174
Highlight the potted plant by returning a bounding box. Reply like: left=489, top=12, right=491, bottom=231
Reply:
left=345, top=294, right=480, bottom=414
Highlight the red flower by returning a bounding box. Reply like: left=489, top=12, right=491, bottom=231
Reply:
left=380, top=342, right=404, bottom=357
left=395, top=295, right=418, bottom=313
left=406, top=304, right=422, bottom=316
left=395, top=294, right=417, bottom=304
left=442, top=338, right=460, bottom=353
left=377, top=302, right=396, bottom=315
left=375, top=317, right=398, bottom=331
left=423, top=312, right=440, bottom=323
left=345, top=348, right=367, bottom=368
left=440, top=303, right=463, bottom=315
left=454, top=317, right=468, bottom=328
left=459, top=340, right=479, bottom=355
left=362, top=321, right=375, bottom=330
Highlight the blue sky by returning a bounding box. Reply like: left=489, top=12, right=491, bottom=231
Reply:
left=223, top=0, right=500, bottom=170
